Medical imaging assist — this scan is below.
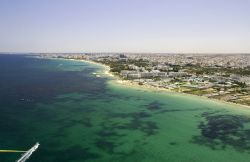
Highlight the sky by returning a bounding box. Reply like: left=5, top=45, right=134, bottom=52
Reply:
left=0, top=0, right=250, bottom=53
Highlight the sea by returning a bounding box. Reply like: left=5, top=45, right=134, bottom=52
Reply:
left=1, top=54, right=250, bottom=162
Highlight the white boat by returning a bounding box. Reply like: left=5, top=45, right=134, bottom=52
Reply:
left=16, top=143, right=40, bottom=162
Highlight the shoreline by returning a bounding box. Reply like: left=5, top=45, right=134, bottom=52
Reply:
left=71, top=58, right=250, bottom=109
left=110, top=76, right=250, bottom=109
left=75, top=59, right=115, bottom=78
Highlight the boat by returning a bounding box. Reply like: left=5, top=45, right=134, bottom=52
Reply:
left=16, top=142, right=40, bottom=162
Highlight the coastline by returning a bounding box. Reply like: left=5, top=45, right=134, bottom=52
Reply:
left=72, top=58, right=250, bottom=109
left=110, top=76, right=250, bottom=109
left=72, top=59, right=114, bottom=77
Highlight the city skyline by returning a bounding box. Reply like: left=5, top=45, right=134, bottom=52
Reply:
left=1, top=0, right=250, bottom=53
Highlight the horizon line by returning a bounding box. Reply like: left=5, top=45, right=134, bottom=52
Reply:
left=1, top=52, right=250, bottom=55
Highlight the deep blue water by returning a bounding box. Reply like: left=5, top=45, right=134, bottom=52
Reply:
left=0, top=54, right=107, bottom=161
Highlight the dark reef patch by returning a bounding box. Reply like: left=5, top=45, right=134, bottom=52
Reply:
left=169, top=142, right=177, bottom=145
left=97, top=128, right=125, bottom=138
left=146, top=101, right=164, bottom=111
left=157, top=108, right=201, bottom=113
left=110, top=111, right=152, bottom=119
left=109, top=111, right=158, bottom=136
left=95, top=139, right=116, bottom=153
left=94, top=110, right=159, bottom=153
left=192, top=112, right=250, bottom=152
left=52, top=116, right=94, bottom=132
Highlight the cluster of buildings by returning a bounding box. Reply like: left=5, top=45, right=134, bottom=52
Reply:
left=120, top=70, right=188, bottom=79
left=121, top=53, right=250, bottom=68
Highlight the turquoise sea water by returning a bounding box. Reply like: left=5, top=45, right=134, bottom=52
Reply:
left=1, top=54, right=250, bottom=162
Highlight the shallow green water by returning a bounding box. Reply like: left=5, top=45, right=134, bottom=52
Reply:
left=1, top=54, right=250, bottom=162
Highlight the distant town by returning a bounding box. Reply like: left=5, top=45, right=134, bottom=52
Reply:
left=40, top=53, right=250, bottom=106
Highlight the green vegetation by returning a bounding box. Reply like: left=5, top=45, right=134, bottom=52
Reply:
left=184, top=89, right=211, bottom=96
left=171, top=65, right=180, bottom=72
left=128, top=59, right=150, bottom=67
left=153, top=76, right=161, bottom=81
left=96, top=59, right=128, bottom=73
left=97, top=58, right=150, bottom=73
left=233, top=81, right=247, bottom=88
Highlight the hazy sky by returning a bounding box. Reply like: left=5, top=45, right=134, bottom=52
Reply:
left=0, top=0, right=250, bottom=53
